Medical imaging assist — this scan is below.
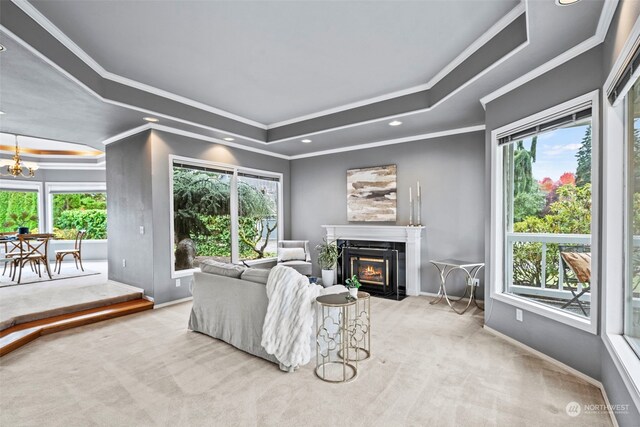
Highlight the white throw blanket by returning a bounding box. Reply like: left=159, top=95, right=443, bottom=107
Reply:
left=261, top=265, right=345, bottom=372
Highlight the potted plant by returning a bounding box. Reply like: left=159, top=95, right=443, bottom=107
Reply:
left=3, top=211, right=38, bottom=235
left=345, top=274, right=361, bottom=299
left=315, top=238, right=340, bottom=287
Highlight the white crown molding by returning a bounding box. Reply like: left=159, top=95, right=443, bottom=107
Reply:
left=288, top=124, right=486, bottom=160
left=479, top=0, right=619, bottom=108
left=148, top=124, right=289, bottom=159
left=102, top=124, right=152, bottom=146
left=10, top=0, right=268, bottom=130
left=267, top=1, right=526, bottom=129
left=101, top=122, right=288, bottom=159
left=35, top=160, right=106, bottom=170
left=267, top=35, right=527, bottom=145
left=13, top=0, right=523, bottom=132
left=0, top=25, right=269, bottom=147
left=99, top=122, right=485, bottom=161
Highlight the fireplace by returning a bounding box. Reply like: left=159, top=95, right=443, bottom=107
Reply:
left=338, top=240, right=406, bottom=300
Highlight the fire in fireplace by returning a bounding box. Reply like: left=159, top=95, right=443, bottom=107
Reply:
left=338, top=240, right=406, bottom=300
left=355, top=258, right=386, bottom=285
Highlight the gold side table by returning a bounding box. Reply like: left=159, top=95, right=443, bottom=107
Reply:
left=315, top=293, right=357, bottom=383
left=341, top=291, right=371, bottom=362
left=315, top=292, right=372, bottom=383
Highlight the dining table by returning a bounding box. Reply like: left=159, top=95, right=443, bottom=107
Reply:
left=1, top=233, right=55, bottom=284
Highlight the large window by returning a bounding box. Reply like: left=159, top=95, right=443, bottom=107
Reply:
left=171, top=157, right=282, bottom=274
left=51, top=193, right=107, bottom=239
left=0, top=180, right=43, bottom=234
left=492, top=92, right=598, bottom=331
left=625, top=78, right=640, bottom=357
left=0, top=189, right=40, bottom=233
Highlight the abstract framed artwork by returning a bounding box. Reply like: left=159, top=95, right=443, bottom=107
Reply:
left=347, top=164, right=397, bottom=222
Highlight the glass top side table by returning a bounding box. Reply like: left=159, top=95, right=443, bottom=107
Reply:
left=429, top=259, right=484, bottom=315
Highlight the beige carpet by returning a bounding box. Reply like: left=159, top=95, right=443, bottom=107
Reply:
left=0, top=261, right=143, bottom=331
left=0, top=269, right=99, bottom=288
left=0, top=297, right=611, bottom=427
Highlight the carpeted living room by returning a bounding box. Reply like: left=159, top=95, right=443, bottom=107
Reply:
left=2, top=0, right=640, bottom=426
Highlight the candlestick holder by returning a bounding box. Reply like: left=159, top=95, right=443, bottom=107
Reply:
left=409, top=198, right=414, bottom=226
left=416, top=194, right=422, bottom=226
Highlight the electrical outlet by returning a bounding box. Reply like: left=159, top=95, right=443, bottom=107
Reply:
left=471, top=278, right=480, bottom=287
left=139, top=226, right=144, bottom=235
left=122, top=259, right=126, bottom=268
left=176, top=278, right=181, bottom=287
left=516, top=308, right=523, bottom=322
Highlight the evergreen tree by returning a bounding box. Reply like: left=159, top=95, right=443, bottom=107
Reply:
left=575, top=125, right=592, bottom=187
left=513, top=136, right=537, bottom=196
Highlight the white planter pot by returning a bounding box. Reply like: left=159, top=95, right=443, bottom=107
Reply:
left=349, top=287, right=358, bottom=299
left=321, top=269, right=334, bottom=287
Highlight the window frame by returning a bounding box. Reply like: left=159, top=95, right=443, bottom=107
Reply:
left=0, top=179, right=45, bottom=233
left=489, top=90, right=600, bottom=334
left=602, top=77, right=640, bottom=409
left=168, top=154, right=284, bottom=279
left=45, top=182, right=107, bottom=240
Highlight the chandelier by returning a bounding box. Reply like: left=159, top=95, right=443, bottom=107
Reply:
left=0, top=135, right=38, bottom=178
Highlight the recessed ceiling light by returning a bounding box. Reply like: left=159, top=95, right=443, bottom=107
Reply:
left=224, top=137, right=235, bottom=141
left=301, top=139, right=312, bottom=143
left=555, top=0, right=581, bottom=5
left=0, top=44, right=5, bottom=52
left=389, top=120, right=402, bottom=126
left=143, top=117, right=159, bottom=123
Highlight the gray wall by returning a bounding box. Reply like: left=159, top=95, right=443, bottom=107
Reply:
left=485, top=46, right=604, bottom=376
left=106, top=132, right=155, bottom=296
left=105, top=129, right=290, bottom=304
left=148, top=130, right=290, bottom=304
left=290, top=132, right=486, bottom=296
left=485, top=11, right=640, bottom=422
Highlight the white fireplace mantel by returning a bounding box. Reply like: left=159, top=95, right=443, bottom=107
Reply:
left=322, top=225, right=425, bottom=296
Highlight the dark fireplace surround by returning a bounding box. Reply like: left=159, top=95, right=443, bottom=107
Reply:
left=337, top=240, right=406, bottom=300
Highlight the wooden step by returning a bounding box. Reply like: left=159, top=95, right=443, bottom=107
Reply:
left=0, top=298, right=153, bottom=357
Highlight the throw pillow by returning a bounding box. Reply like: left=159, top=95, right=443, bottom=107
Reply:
left=278, top=247, right=306, bottom=262
left=199, top=259, right=246, bottom=278
left=560, top=252, right=591, bottom=284
left=241, top=268, right=271, bottom=285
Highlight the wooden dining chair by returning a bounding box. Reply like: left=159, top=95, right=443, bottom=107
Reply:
left=0, top=232, right=18, bottom=276
left=54, top=230, right=86, bottom=274
left=11, top=234, right=53, bottom=284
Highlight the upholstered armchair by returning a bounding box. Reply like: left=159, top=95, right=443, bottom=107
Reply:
left=277, top=240, right=312, bottom=276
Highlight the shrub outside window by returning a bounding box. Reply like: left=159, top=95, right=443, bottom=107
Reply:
left=171, top=158, right=282, bottom=274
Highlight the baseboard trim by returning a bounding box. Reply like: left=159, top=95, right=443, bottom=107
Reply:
left=483, top=325, right=618, bottom=427
left=153, top=296, right=193, bottom=309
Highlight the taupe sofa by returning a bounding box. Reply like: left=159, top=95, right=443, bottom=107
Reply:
left=188, top=261, right=278, bottom=364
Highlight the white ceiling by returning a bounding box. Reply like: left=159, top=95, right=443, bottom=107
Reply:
left=29, top=0, right=519, bottom=125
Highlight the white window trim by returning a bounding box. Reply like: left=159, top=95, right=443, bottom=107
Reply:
left=168, top=154, right=284, bottom=279
left=602, top=68, right=640, bottom=409
left=0, top=179, right=45, bottom=232
left=45, top=182, right=107, bottom=240
left=489, top=90, right=600, bottom=334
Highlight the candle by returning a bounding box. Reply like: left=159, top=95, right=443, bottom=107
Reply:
left=417, top=181, right=421, bottom=198
left=409, top=187, right=412, bottom=203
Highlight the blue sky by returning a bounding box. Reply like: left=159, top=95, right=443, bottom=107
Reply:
left=519, top=124, right=589, bottom=182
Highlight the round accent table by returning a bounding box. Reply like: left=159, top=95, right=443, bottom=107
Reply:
left=315, top=292, right=371, bottom=383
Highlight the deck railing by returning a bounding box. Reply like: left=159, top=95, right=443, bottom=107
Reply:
left=506, top=232, right=591, bottom=301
